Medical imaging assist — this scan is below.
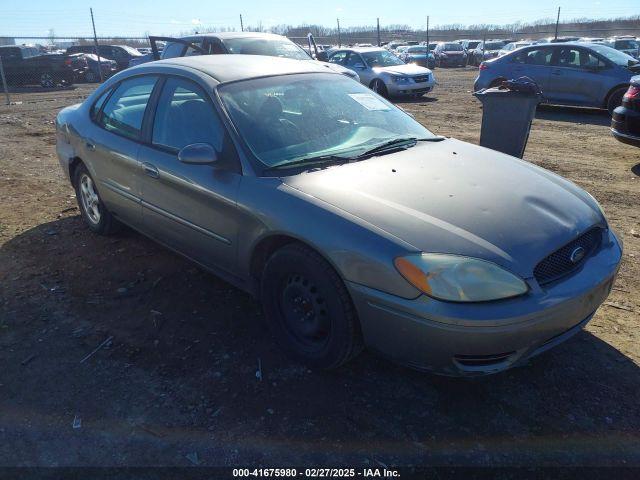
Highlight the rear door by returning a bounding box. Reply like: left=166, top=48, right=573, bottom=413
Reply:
left=508, top=46, right=554, bottom=94
left=137, top=76, right=242, bottom=272
left=88, top=75, right=159, bottom=226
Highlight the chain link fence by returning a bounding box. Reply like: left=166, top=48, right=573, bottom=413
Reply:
left=1, top=23, right=639, bottom=104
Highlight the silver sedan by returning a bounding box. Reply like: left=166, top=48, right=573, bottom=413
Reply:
left=328, top=47, right=435, bottom=97
left=56, top=55, right=621, bottom=376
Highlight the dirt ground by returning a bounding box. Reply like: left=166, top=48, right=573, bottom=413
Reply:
left=0, top=68, right=639, bottom=468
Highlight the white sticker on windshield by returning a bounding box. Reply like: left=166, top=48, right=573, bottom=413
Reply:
left=348, top=93, right=391, bottom=111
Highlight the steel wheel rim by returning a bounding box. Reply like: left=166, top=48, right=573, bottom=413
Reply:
left=372, top=80, right=381, bottom=93
left=279, top=273, right=330, bottom=349
left=79, top=174, right=101, bottom=224
left=40, top=73, right=53, bottom=87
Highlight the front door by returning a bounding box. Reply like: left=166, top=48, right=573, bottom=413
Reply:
left=137, top=76, right=242, bottom=273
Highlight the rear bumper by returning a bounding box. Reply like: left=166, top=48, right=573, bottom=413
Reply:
left=347, top=229, right=622, bottom=376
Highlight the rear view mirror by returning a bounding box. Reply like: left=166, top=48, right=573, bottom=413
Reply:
left=178, top=143, right=218, bottom=165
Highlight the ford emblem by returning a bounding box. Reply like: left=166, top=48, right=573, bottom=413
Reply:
left=570, top=246, right=586, bottom=264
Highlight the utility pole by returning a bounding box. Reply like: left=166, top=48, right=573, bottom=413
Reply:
left=240, top=14, right=244, bottom=32
left=90, top=8, right=103, bottom=82
left=426, top=16, right=430, bottom=50
left=376, top=18, right=381, bottom=46
left=554, top=7, right=561, bottom=41
left=337, top=18, right=341, bottom=47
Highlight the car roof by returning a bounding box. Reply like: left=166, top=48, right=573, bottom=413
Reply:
left=132, top=54, right=333, bottom=83
left=176, top=32, right=289, bottom=42
left=336, top=47, right=386, bottom=53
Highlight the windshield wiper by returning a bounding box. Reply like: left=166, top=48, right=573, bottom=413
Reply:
left=355, top=136, right=445, bottom=159
left=263, top=154, right=353, bottom=172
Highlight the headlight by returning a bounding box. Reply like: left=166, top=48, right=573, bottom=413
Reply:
left=394, top=254, right=528, bottom=302
left=391, top=75, right=411, bottom=84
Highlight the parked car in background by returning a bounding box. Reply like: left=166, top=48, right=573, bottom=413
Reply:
left=72, top=53, right=118, bottom=82
left=0, top=45, right=76, bottom=87
left=611, top=75, right=640, bottom=147
left=578, top=37, right=606, bottom=44
left=474, top=42, right=640, bottom=113
left=604, top=37, right=640, bottom=59
left=150, top=32, right=360, bottom=82
left=66, top=44, right=143, bottom=71
left=398, top=45, right=436, bottom=68
left=460, top=39, right=482, bottom=54
left=329, top=46, right=435, bottom=97
left=433, top=42, right=468, bottom=67
left=386, top=41, right=407, bottom=51
left=55, top=55, right=622, bottom=375
left=469, top=40, right=506, bottom=66
left=498, top=41, right=533, bottom=57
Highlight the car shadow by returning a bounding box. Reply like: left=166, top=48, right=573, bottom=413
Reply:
left=2, top=216, right=640, bottom=466
left=394, top=96, right=438, bottom=105
left=632, top=163, right=640, bottom=177
left=535, top=104, right=611, bottom=127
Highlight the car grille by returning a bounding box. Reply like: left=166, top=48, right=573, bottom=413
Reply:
left=533, top=227, right=603, bottom=285
left=413, top=75, right=430, bottom=83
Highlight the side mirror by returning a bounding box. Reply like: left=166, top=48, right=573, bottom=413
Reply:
left=316, top=51, right=329, bottom=62
left=178, top=143, right=218, bottom=165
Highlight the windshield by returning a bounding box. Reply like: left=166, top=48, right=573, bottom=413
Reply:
left=468, top=41, right=481, bottom=49
left=218, top=73, right=436, bottom=170
left=361, top=50, right=404, bottom=67
left=224, top=37, right=310, bottom=60
left=589, top=44, right=638, bottom=65
left=443, top=43, right=463, bottom=51
left=119, top=45, right=142, bottom=56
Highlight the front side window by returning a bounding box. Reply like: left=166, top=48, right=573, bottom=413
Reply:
left=98, top=75, right=158, bottom=139
left=152, top=77, right=224, bottom=152
left=219, top=73, right=437, bottom=170
left=328, top=51, right=348, bottom=64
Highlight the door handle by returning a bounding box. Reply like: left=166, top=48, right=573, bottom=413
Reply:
left=142, top=162, right=159, bottom=179
left=86, top=141, right=96, bottom=151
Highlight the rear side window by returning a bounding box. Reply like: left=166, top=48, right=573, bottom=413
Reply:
left=90, top=88, right=112, bottom=120
left=98, top=75, right=158, bottom=140
left=152, top=77, right=224, bottom=151
left=512, top=47, right=553, bottom=66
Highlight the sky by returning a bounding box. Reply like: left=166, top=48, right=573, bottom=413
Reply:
left=1, top=0, right=638, bottom=38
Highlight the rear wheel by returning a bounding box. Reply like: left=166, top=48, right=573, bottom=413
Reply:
left=370, top=79, right=388, bottom=98
left=260, top=243, right=363, bottom=369
left=40, top=72, right=54, bottom=88
left=74, top=164, right=120, bottom=235
left=489, top=78, right=507, bottom=88
left=607, top=87, right=627, bottom=115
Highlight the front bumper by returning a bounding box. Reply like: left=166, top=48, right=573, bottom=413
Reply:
left=347, top=229, right=622, bottom=376
left=387, top=79, right=436, bottom=96
left=611, top=105, right=640, bottom=147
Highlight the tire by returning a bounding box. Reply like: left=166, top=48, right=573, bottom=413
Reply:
left=607, top=87, right=627, bottom=115
left=40, top=72, right=54, bottom=88
left=85, top=70, right=97, bottom=83
left=370, top=78, right=388, bottom=98
left=73, top=164, right=120, bottom=235
left=260, top=243, right=363, bottom=370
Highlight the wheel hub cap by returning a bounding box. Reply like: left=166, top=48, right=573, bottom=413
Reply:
left=79, top=174, right=101, bottom=224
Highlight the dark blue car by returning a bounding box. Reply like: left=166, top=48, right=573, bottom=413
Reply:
left=474, top=42, right=640, bottom=113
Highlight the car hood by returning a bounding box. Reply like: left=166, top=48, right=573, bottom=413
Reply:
left=373, top=63, right=433, bottom=75
left=282, top=138, right=605, bottom=278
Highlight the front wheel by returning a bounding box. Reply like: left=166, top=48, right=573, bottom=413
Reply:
left=370, top=78, right=388, bottom=98
left=260, top=243, right=363, bottom=370
left=607, top=87, right=627, bottom=115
